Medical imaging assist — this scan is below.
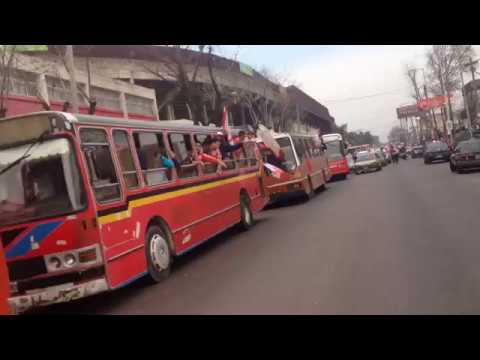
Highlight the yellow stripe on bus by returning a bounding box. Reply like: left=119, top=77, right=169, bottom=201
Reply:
left=98, top=172, right=259, bottom=226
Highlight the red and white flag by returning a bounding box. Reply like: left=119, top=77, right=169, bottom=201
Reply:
left=264, top=163, right=286, bottom=179
left=221, top=105, right=232, bottom=142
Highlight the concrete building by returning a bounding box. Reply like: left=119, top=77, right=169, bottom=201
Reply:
left=1, top=52, right=158, bottom=120
left=25, top=45, right=335, bottom=133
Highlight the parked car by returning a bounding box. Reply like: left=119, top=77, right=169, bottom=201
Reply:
left=424, top=141, right=450, bottom=164
left=411, top=145, right=424, bottom=158
left=449, top=138, right=480, bottom=173
left=353, top=151, right=382, bottom=174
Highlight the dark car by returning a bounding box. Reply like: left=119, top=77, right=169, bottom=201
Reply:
left=411, top=145, right=424, bottom=158
left=424, top=141, right=450, bottom=164
left=449, top=138, right=480, bottom=173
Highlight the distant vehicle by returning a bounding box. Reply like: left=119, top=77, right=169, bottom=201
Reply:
left=449, top=138, right=480, bottom=173
left=322, top=133, right=349, bottom=180
left=411, top=145, right=424, bottom=159
left=424, top=141, right=451, bottom=164
left=353, top=151, right=382, bottom=174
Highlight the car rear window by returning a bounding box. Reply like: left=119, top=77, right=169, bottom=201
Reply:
left=426, top=142, right=448, bottom=151
left=458, top=141, right=480, bottom=153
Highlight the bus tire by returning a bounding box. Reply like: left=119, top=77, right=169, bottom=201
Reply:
left=305, top=177, right=314, bottom=200
left=239, top=193, right=254, bottom=231
left=145, top=225, right=172, bottom=283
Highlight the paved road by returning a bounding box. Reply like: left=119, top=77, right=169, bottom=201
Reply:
left=31, top=159, right=480, bottom=314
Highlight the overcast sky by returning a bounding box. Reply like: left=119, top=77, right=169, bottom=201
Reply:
left=220, top=45, right=480, bottom=142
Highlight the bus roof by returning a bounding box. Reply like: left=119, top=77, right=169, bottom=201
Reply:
left=322, top=133, right=342, bottom=142
left=1, top=111, right=229, bottom=135
left=73, top=113, right=225, bottom=133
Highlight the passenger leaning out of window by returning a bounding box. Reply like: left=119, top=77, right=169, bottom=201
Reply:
left=232, top=131, right=248, bottom=160
left=157, top=144, right=175, bottom=169
left=216, top=132, right=244, bottom=160
left=196, top=141, right=227, bottom=171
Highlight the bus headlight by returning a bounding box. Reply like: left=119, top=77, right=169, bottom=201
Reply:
left=48, top=256, right=62, bottom=270
left=44, top=245, right=102, bottom=273
left=63, top=254, right=77, bottom=267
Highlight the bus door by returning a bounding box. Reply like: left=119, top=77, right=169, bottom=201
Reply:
left=80, top=127, right=142, bottom=288
left=167, top=132, right=209, bottom=252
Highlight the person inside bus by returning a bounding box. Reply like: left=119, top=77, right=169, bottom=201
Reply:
left=158, top=145, right=175, bottom=169
left=216, top=132, right=243, bottom=160
left=208, top=138, right=223, bottom=160
left=233, top=131, right=248, bottom=160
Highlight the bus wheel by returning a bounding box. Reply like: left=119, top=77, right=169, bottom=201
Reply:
left=145, top=225, right=171, bottom=283
left=305, top=178, right=314, bottom=199
left=239, top=194, right=254, bottom=231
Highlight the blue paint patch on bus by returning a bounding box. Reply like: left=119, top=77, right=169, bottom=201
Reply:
left=6, top=221, right=63, bottom=259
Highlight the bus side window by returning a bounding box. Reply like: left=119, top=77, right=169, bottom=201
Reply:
left=168, top=133, right=199, bottom=179
left=80, top=128, right=121, bottom=203
left=310, top=139, right=320, bottom=157
left=293, top=137, right=305, bottom=164
left=194, top=134, right=217, bottom=175
left=113, top=130, right=139, bottom=189
left=133, top=132, right=172, bottom=186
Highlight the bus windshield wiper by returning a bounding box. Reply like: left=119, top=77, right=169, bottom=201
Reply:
left=0, top=130, right=49, bottom=177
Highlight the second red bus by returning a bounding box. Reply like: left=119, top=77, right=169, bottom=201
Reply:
left=259, top=132, right=331, bottom=202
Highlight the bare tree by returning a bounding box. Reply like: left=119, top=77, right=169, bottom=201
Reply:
left=426, top=45, right=474, bottom=125
left=0, top=45, right=17, bottom=118
left=49, top=45, right=97, bottom=114
left=140, top=45, right=214, bottom=125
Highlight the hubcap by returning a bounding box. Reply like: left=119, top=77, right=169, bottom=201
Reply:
left=150, top=233, right=170, bottom=271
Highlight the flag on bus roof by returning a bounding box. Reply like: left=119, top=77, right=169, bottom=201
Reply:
left=257, top=124, right=281, bottom=157
left=221, top=105, right=232, bottom=142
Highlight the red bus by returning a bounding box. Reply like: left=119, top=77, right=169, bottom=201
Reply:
left=0, top=244, right=10, bottom=315
left=259, top=132, right=331, bottom=202
left=0, top=111, right=267, bottom=314
left=322, top=133, right=349, bottom=180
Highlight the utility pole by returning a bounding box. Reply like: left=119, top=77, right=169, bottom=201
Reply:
left=416, top=67, right=437, bottom=132
left=65, top=45, right=79, bottom=113
left=460, top=70, right=472, bottom=130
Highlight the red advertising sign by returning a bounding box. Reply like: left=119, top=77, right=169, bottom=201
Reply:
left=417, top=95, right=448, bottom=111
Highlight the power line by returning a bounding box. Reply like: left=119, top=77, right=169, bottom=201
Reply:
left=322, top=88, right=409, bottom=104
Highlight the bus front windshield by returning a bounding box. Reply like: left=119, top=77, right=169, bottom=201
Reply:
left=0, top=138, right=86, bottom=227
left=325, top=141, right=344, bottom=160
